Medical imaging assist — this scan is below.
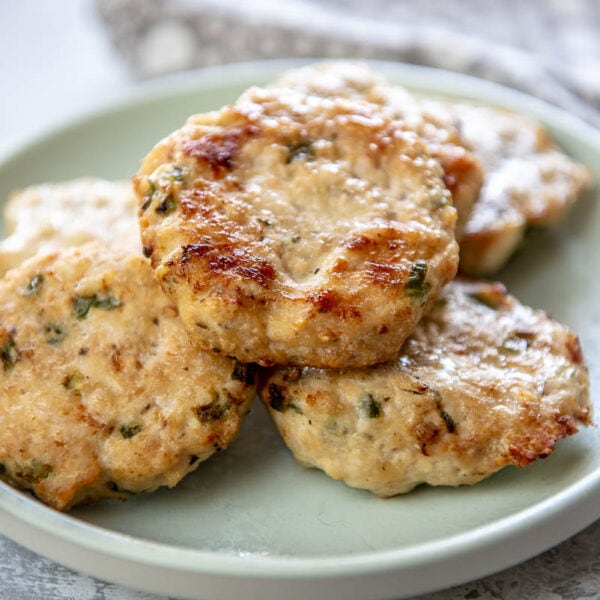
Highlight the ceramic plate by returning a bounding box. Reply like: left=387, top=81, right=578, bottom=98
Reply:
left=0, top=61, right=598, bottom=600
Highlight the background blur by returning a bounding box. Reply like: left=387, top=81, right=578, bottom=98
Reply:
left=0, top=1, right=599, bottom=599
left=1, top=0, right=600, bottom=159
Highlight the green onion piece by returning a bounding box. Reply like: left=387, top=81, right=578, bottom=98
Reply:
left=406, top=262, right=428, bottom=298
left=498, top=333, right=531, bottom=355
left=92, top=295, right=121, bottom=311
left=120, top=424, right=142, bottom=439
left=140, top=183, right=156, bottom=212
left=193, top=401, right=226, bottom=422
left=440, top=410, right=456, bottom=433
left=16, top=460, right=53, bottom=483
left=154, top=194, right=177, bottom=215
left=268, top=383, right=286, bottom=412
left=45, top=323, right=67, bottom=345
left=73, top=296, right=95, bottom=319
left=73, top=294, right=121, bottom=320
left=0, top=336, right=19, bottom=372
left=360, top=394, right=382, bottom=418
left=63, top=370, right=84, bottom=390
left=166, top=165, right=185, bottom=182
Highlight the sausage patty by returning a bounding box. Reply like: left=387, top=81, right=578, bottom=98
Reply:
left=421, top=100, right=593, bottom=275
left=260, top=280, right=591, bottom=496
left=0, top=243, right=255, bottom=510
left=136, top=86, right=458, bottom=368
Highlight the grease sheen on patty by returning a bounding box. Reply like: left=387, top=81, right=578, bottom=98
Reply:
left=136, top=86, right=458, bottom=368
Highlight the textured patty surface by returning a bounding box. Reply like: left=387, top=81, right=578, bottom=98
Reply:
left=422, top=100, right=594, bottom=275
left=136, top=86, right=458, bottom=368
left=0, top=243, right=255, bottom=510
left=0, top=179, right=139, bottom=277
left=260, top=280, right=591, bottom=496
left=273, top=61, right=484, bottom=237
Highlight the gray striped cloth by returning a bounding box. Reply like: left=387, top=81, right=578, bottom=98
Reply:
left=96, top=0, right=600, bottom=126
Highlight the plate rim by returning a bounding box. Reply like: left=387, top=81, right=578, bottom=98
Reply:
left=0, top=58, right=599, bottom=598
left=1, top=458, right=599, bottom=577
left=1, top=58, right=599, bottom=166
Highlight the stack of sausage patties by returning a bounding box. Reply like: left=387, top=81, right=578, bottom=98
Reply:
left=136, top=62, right=593, bottom=497
left=0, top=62, right=592, bottom=510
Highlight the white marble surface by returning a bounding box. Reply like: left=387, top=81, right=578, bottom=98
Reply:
left=0, top=1, right=598, bottom=599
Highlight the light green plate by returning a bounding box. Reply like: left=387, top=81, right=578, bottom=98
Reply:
left=0, top=61, right=598, bottom=600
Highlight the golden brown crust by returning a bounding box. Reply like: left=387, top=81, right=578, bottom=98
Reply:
left=136, top=86, right=458, bottom=368
left=0, top=243, right=255, bottom=510
left=259, top=280, right=591, bottom=496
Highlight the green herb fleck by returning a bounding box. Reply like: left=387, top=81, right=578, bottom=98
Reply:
left=73, top=296, right=95, bottom=319
left=266, top=383, right=302, bottom=413
left=45, top=323, right=67, bottom=345
left=257, top=217, right=272, bottom=227
left=324, top=419, right=348, bottom=435
left=193, top=400, right=227, bottom=422
left=93, top=295, right=121, bottom=310
left=406, top=262, right=428, bottom=298
left=440, top=410, right=456, bottom=433
left=0, top=336, right=19, bottom=373
left=24, top=273, right=45, bottom=296
left=165, top=165, right=185, bottom=182
left=291, top=236, right=301, bottom=244
left=73, top=294, right=121, bottom=319
left=120, top=424, right=142, bottom=439
left=268, top=383, right=286, bottom=412
left=155, top=194, right=177, bottom=215
left=140, top=183, right=156, bottom=212
left=360, top=394, right=382, bottom=419
left=231, top=360, right=258, bottom=385
left=16, top=460, right=53, bottom=484
left=63, top=370, right=84, bottom=390
left=286, top=141, right=315, bottom=164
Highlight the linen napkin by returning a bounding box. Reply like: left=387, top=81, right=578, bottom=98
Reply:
left=96, top=0, right=600, bottom=126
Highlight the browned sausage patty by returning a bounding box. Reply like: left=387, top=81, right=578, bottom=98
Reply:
left=136, top=85, right=458, bottom=368
left=260, top=279, right=591, bottom=496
